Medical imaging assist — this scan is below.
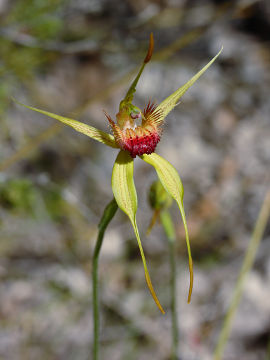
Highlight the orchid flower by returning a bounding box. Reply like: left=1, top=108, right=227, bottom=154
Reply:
left=15, top=34, right=222, bottom=314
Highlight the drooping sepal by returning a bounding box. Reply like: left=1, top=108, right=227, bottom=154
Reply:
left=112, top=150, right=165, bottom=313
left=153, top=47, right=223, bottom=123
left=141, top=153, right=193, bottom=303
left=14, top=99, right=118, bottom=148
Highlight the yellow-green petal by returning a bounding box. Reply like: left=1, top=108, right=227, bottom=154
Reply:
left=141, top=153, right=193, bottom=303
left=13, top=99, right=118, bottom=148
left=112, top=150, right=165, bottom=314
left=154, top=47, right=223, bottom=123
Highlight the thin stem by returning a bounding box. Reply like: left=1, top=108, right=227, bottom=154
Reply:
left=92, top=198, right=118, bottom=360
left=214, top=190, right=270, bottom=360
left=267, top=336, right=270, bottom=360
left=160, top=210, right=179, bottom=359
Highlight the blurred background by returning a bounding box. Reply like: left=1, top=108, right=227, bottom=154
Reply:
left=0, top=0, right=270, bottom=359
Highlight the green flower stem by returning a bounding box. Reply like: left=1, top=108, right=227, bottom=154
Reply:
left=160, top=210, right=179, bottom=359
left=267, top=337, right=270, bottom=360
left=214, top=190, right=270, bottom=360
left=92, top=198, right=118, bottom=360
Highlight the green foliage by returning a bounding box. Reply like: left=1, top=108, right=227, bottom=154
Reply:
left=6, top=0, right=64, bottom=40
left=0, top=178, right=37, bottom=214
left=148, top=180, right=172, bottom=211
left=0, top=40, right=46, bottom=114
left=0, top=0, right=66, bottom=114
left=47, top=279, right=73, bottom=300
left=42, top=184, right=66, bottom=221
left=0, top=177, right=65, bottom=221
left=1, top=40, right=47, bottom=79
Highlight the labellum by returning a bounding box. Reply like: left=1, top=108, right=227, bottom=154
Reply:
left=105, top=101, right=163, bottom=158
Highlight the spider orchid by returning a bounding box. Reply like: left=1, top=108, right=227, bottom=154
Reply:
left=15, top=34, right=222, bottom=314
